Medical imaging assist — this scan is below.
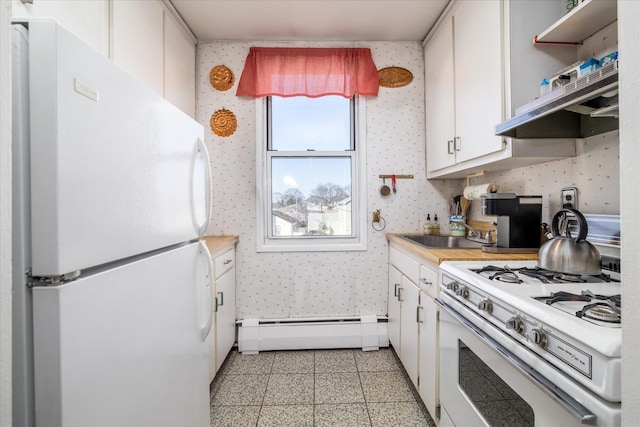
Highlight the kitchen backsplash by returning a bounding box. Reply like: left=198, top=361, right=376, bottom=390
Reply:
left=466, top=131, right=620, bottom=222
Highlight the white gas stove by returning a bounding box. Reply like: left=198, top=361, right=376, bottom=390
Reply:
left=439, top=260, right=621, bottom=402
left=435, top=214, right=621, bottom=426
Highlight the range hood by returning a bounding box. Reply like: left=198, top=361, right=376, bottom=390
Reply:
left=495, top=61, right=619, bottom=139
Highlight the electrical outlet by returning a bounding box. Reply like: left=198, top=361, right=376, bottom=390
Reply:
left=372, top=210, right=380, bottom=223
left=561, top=187, right=578, bottom=209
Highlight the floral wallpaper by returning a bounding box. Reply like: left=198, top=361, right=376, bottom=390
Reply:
left=196, top=40, right=619, bottom=320
left=196, top=40, right=461, bottom=319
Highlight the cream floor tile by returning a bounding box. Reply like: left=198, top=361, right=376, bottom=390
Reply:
left=360, top=371, right=415, bottom=403
left=210, top=405, right=260, bottom=427
left=257, top=405, right=314, bottom=427
left=367, top=402, right=430, bottom=427
left=272, top=350, right=315, bottom=374
left=354, top=348, right=401, bottom=372
left=315, top=372, right=365, bottom=404
left=263, top=373, right=314, bottom=405
left=226, top=352, right=275, bottom=375
left=315, top=349, right=357, bottom=373
left=211, top=374, right=269, bottom=406
left=314, top=403, right=371, bottom=427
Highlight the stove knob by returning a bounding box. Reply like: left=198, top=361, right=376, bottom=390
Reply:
left=528, top=328, right=547, bottom=348
left=455, top=286, right=469, bottom=299
left=478, top=299, right=493, bottom=313
left=446, top=282, right=459, bottom=292
left=506, top=316, right=524, bottom=334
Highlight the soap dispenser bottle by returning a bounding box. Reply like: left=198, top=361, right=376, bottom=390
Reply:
left=423, top=214, right=432, bottom=235
left=433, top=214, right=441, bottom=235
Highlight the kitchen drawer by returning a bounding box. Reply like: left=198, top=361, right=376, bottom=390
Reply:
left=213, top=248, right=235, bottom=279
left=419, top=264, right=439, bottom=299
left=389, top=246, right=420, bottom=285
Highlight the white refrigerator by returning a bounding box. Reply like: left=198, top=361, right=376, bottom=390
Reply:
left=12, top=20, right=213, bottom=427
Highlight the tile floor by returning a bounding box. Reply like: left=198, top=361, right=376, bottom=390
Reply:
left=209, top=347, right=436, bottom=427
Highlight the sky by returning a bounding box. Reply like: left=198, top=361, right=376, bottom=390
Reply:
left=270, top=96, right=353, bottom=198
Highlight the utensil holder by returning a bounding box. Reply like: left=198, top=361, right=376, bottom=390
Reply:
left=449, top=215, right=466, bottom=237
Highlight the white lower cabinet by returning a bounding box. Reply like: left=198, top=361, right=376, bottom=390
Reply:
left=399, top=276, right=420, bottom=388
left=207, top=246, right=237, bottom=382
left=388, top=266, right=402, bottom=352
left=214, top=261, right=236, bottom=373
left=388, top=244, right=440, bottom=422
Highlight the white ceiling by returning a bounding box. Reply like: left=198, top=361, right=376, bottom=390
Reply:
left=170, top=0, right=450, bottom=42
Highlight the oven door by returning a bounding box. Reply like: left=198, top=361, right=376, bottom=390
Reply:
left=436, top=298, right=620, bottom=427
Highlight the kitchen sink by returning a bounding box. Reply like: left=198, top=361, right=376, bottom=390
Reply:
left=399, top=234, right=485, bottom=249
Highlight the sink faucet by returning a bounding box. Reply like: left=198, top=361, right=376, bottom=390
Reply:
left=449, top=220, right=494, bottom=244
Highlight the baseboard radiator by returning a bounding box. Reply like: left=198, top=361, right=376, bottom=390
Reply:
left=237, top=314, right=389, bottom=354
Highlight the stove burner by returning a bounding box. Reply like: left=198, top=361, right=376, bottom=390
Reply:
left=591, top=273, right=620, bottom=283
left=577, top=301, right=621, bottom=323
left=535, top=291, right=591, bottom=305
left=535, top=290, right=622, bottom=323
left=473, top=265, right=523, bottom=283
left=518, top=267, right=585, bottom=283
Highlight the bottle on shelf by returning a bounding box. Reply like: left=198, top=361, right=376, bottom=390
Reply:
left=423, top=214, right=432, bottom=235
left=432, top=214, right=441, bottom=236
left=539, top=78, right=550, bottom=97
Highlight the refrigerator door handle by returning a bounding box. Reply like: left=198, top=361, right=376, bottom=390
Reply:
left=193, top=138, right=212, bottom=238
left=199, top=241, right=214, bottom=341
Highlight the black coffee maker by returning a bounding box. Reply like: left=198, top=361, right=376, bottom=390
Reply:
left=481, top=193, right=542, bottom=250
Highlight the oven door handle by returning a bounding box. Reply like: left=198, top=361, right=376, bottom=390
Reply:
left=435, top=298, right=598, bottom=426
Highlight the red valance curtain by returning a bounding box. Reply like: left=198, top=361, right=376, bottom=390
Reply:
left=236, top=47, right=379, bottom=98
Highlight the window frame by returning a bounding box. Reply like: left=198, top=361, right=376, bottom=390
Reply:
left=255, top=95, right=368, bottom=252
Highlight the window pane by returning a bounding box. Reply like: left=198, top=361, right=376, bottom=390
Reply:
left=271, top=157, right=352, bottom=237
left=271, top=96, right=351, bottom=151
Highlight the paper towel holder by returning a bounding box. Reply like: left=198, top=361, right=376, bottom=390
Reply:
left=466, top=171, right=486, bottom=187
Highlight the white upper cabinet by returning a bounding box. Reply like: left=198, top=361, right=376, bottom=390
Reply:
left=424, top=0, right=578, bottom=179
left=452, top=0, right=503, bottom=163
left=425, top=0, right=503, bottom=175
left=163, top=11, right=196, bottom=118
left=12, top=0, right=196, bottom=118
left=11, top=0, right=109, bottom=55
left=111, top=0, right=165, bottom=96
left=425, top=16, right=455, bottom=171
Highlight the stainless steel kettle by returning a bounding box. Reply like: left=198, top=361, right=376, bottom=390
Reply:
left=538, top=208, right=601, bottom=274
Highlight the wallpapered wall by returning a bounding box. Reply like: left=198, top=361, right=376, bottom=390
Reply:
left=466, top=131, right=620, bottom=222
left=197, top=41, right=620, bottom=320
left=197, top=41, right=461, bottom=319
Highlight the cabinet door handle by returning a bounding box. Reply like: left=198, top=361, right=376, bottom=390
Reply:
left=419, top=278, right=432, bottom=285
left=223, top=259, right=233, bottom=265
left=394, top=283, right=400, bottom=297
left=454, top=136, right=461, bottom=151
left=217, top=291, right=224, bottom=307
left=416, top=305, right=424, bottom=323
left=447, top=140, right=454, bottom=154
left=397, top=287, right=403, bottom=302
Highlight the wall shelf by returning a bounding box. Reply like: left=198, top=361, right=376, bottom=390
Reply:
left=534, top=0, right=617, bottom=45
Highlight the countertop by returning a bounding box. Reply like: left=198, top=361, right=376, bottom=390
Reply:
left=203, top=235, right=239, bottom=254
left=386, top=233, right=538, bottom=265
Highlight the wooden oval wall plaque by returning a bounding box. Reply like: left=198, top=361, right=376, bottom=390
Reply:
left=378, top=66, right=413, bottom=88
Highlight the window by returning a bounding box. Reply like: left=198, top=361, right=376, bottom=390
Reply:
left=256, top=95, right=367, bottom=252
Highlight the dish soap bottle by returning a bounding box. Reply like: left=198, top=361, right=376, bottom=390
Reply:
left=432, top=214, right=441, bottom=235
left=423, top=214, right=432, bottom=235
